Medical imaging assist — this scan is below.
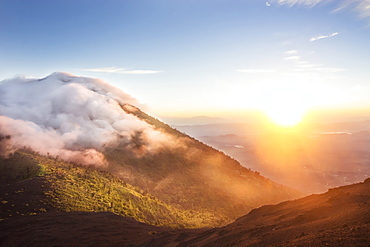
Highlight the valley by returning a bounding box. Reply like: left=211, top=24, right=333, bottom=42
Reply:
left=173, top=121, right=370, bottom=194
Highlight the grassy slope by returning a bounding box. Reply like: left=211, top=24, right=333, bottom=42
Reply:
left=1, top=179, right=369, bottom=247
left=0, top=152, right=226, bottom=228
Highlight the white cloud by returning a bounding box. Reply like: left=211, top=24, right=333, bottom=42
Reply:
left=82, top=67, right=162, bottom=74
left=266, top=2, right=271, bottom=7
left=296, top=61, right=323, bottom=68
left=285, top=50, right=298, bottom=54
left=310, top=32, right=338, bottom=41
left=119, top=70, right=162, bottom=74
left=0, top=72, right=180, bottom=166
left=237, top=69, right=275, bottom=73
left=82, top=67, right=125, bottom=73
left=284, top=56, right=301, bottom=60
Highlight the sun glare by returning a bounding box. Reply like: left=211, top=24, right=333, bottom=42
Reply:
left=260, top=89, right=308, bottom=127
left=264, top=105, right=305, bottom=127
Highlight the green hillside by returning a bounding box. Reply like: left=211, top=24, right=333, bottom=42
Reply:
left=0, top=151, right=226, bottom=228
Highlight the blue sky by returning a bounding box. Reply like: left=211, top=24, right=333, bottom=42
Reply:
left=1, top=0, right=370, bottom=121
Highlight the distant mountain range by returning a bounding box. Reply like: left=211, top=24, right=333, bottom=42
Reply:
left=172, top=120, right=370, bottom=137
left=172, top=120, right=370, bottom=194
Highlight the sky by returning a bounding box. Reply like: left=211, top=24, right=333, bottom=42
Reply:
left=1, top=0, right=370, bottom=122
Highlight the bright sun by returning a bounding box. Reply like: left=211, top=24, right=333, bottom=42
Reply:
left=260, top=89, right=308, bottom=127
left=264, top=104, right=305, bottom=126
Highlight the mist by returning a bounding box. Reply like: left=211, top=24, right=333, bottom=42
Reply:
left=0, top=72, right=180, bottom=166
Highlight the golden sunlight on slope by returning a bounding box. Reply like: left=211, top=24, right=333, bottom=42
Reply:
left=253, top=127, right=313, bottom=193
left=253, top=123, right=361, bottom=193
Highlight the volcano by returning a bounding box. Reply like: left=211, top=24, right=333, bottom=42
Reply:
left=1, top=72, right=301, bottom=228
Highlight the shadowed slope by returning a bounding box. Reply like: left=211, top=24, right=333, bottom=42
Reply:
left=172, top=178, right=370, bottom=246
left=1, top=179, right=369, bottom=246
left=0, top=212, right=167, bottom=247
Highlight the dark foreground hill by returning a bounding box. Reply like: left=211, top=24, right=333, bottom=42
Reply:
left=171, top=177, right=370, bottom=247
left=1, top=178, right=369, bottom=247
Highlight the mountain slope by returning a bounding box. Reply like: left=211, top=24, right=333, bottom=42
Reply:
left=1, top=179, right=369, bottom=246
left=0, top=212, right=166, bottom=247
left=172, top=178, right=370, bottom=246
left=0, top=72, right=301, bottom=225
left=0, top=151, right=224, bottom=228
left=106, top=104, right=302, bottom=220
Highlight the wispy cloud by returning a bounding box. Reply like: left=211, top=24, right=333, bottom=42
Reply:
left=310, top=32, right=338, bottom=41
left=117, top=69, right=162, bottom=75
left=285, top=50, right=298, bottom=54
left=294, top=66, right=345, bottom=73
left=283, top=51, right=345, bottom=73
left=237, top=69, right=275, bottom=73
left=275, top=0, right=322, bottom=7
left=82, top=67, right=162, bottom=74
left=296, top=61, right=323, bottom=68
left=82, top=67, right=124, bottom=73
left=275, top=0, right=370, bottom=22
left=333, top=0, right=370, bottom=19
left=310, top=67, right=345, bottom=73
left=353, top=0, right=370, bottom=19
left=266, top=2, right=271, bottom=7
left=284, top=56, right=301, bottom=60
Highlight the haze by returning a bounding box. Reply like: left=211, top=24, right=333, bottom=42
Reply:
left=1, top=0, right=370, bottom=122
left=2, top=0, right=370, bottom=194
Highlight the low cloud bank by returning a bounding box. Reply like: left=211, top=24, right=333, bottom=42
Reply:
left=0, top=72, right=179, bottom=166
